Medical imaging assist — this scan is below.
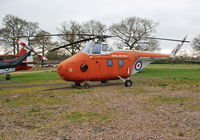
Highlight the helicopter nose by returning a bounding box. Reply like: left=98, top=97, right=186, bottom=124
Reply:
left=57, top=61, right=74, bottom=81
left=57, top=63, right=65, bottom=79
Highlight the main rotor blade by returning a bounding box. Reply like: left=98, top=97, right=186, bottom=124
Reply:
left=142, top=37, right=190, bottom=43
left=10, top=33, right=98, bottom=38
left=10, top=33, right=190, bottom=43
left=51, top=37, right=97, bottom=51
left=9, top=34, right=116, bottom=39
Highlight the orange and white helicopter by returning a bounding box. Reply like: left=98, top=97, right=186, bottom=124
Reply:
left=0, top=40, right=47, bottom=80
left=50, top=34, right=189, bottom=88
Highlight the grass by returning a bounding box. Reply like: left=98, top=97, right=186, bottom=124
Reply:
left=147, top=64, right=200, bottom=69
left=144, top=64, right=200, bottom=80
left=64, top=112, right=110, bottom=124
left=136, top=68, right=200, bottom=80
left=142, top=94, right=200, bottom=112
left=0, top=64, right=200, bottom=139
left=145, top=95, right=194, bottom=104
left=6, top=71, right=60, bottom=82
left=1, top=92, right=71, bottom=107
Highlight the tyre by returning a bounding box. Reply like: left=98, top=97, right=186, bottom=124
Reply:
left=75, top=83, right=81, bottom=87
left=125, top=80, right=132, bottom=87
left=84, top=83, right=90, bottom=89
left=101, top=80, right=107, bottom=84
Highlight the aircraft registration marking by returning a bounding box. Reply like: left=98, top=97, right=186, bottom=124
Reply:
left=111, top=54, right=128, bottom=58
left=69, top=68, right=73, bottom=72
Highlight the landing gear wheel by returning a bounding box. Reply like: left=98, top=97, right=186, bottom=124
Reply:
left=101, top=80, right=107, bottom=84
left=5, top=74, right=11, bottom=80
left=73, top=83, right=81, bottom=88
left=125, top=80, right=132, bottom=87
left=84, top=83, right=90, bottom=89
left=75, top=83, right=81, bottom=87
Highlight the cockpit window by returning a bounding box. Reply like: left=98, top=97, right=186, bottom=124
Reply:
left=107, top=47, right=113, bottom=51
left=82, top=42, right=92, bottom=54
left=92, top=44, right=101, bottom=54
left=102, top=44, right=108, bottom=51
left=82, top=42, right=113, bottom=55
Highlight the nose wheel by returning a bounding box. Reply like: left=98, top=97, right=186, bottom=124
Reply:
left=75, top=83, right=81, bottom=87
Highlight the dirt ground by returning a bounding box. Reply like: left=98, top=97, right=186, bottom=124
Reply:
left=0, top=77, right=200, bottom=140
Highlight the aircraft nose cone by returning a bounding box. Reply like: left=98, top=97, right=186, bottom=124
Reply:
left=57, top=63, right=66, bottom=79
left=57, top=61, right=74, bottom=81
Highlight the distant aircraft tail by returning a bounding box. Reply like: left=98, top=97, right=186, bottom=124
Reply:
left=16, top=40, right=47, bottom=63
left=170, top=36, right=187, bottom=58
left=17, top=41, right=33, bottom=65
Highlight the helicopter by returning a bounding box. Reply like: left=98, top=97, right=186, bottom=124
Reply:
left=0, top=40, right=47, bottom=80
left=49, top=34, right=189, bottom=88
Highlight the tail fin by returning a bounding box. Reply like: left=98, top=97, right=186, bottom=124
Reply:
left=17, top=41, right=33, bottom=64
left=170, top=36, right=187, bottom=58
left=16, top=40, right=47, bottom=62
left=18, top=45, right=28, bottom=56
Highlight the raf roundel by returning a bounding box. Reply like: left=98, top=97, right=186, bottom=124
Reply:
left=135, top=61, right=142, bottom=71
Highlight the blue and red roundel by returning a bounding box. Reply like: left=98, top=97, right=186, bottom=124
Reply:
left=135, top=61, right=142, bottom=71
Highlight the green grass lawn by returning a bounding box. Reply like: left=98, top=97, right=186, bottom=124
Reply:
left=1, top=64, right=199, bottom=82
left=136, top=68, right=200, bottom=80
left=11, top=71, right=60, bottom=82
left=0, top=71, right=60, bottom=82
left=136, top=64, right=200, bottom=80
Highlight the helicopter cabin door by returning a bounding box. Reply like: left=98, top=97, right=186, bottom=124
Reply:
left=89, top=43, right=102, bottom=80
left=117, top=57, right=130, bottom=78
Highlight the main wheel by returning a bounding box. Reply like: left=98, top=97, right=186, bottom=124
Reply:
left=101, top=80, right=107, bottom=84
left=125, top=80, right=132, bottom=87
left=75, top=83, right=81, bottom=87
left=84, top=83, right=90, bottom=89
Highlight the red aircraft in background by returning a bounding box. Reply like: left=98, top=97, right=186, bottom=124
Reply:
left=0, top=40, right=47, bottom=80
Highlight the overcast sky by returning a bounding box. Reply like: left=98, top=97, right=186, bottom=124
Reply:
left=0, top=0, right=199, bottom=53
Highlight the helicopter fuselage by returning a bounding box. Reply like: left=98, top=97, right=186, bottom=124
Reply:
left=57, top=50, right=170, bottom=83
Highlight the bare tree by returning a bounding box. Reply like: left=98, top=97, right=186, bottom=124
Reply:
left=0, top=28, right=10, bottom=53
left=109, top=17, right=160, bottom=51
left=0, top=15, right=39, bottom=54
left=57, top=21, right=83, bottom=55
left=24, top=21, right=39, bottom=46
left=0, top=15, right=27, bottom=54
left=81, top=20, right=106, bottom=35
left=192, top=35, right=200, bottom=56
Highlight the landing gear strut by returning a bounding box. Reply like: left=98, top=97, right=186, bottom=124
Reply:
left=5, top=74, right=11, bottom=80
left=118, top=76, right=132, bottom=87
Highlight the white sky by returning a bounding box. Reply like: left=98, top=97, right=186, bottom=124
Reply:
left=0, top=0, right=199, bottom=54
